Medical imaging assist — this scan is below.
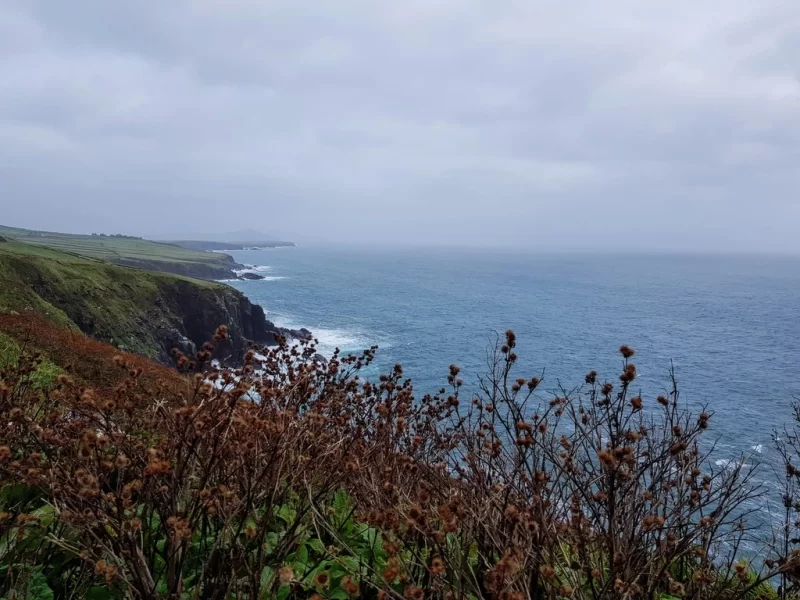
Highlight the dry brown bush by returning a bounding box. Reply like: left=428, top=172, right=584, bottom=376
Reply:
left=0, top=324, right=790, bottom=599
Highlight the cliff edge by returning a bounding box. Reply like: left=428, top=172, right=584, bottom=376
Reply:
left=0, top=241, right=297, bottom=363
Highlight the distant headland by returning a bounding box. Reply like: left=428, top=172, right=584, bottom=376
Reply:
left=0, top=224, right=295, bottom=280
left=166, top=239, right=297, bottom=252
left=148, top=228, right=296, bottom=252
left=0, top=223, right=306, bottom=365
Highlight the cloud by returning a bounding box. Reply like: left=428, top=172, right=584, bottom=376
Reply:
left=0, top=0, right=798, bottom=250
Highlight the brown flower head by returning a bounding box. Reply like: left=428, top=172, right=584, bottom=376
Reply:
left=313, top=572, right=330, bottom=589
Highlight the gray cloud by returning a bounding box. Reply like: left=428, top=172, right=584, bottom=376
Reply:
left=1, top=0, right=798, bottom=250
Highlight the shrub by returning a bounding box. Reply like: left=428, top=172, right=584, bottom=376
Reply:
left=0, top=326, right=792, bottom=598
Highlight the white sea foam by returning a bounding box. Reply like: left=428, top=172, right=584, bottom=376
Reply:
left=216, top=275, right=286, bottom=283
left=218, top=275, right=285, bottom=282
left=268, top=313, right=380, bottom=357
left=233, top=264, right=273, bottom=275
left=715, top=458, right=752, bottom=470
left=752, top=444, right=764, bottom=453
left=311, top=327, right=375, bottom=355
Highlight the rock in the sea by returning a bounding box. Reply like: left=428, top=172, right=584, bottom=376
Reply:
left=284, top=328, right=313, bottom=340
left=238, top=272, right=265, bottom=280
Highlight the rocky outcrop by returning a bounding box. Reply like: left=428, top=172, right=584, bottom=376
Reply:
left=153, top=280, right=291, bottom=362
left=284, top=327, right=312, bottom=341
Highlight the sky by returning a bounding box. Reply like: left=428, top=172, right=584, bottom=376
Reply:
left=1, top=1, right=799, bottom=251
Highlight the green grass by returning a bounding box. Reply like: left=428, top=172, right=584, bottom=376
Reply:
left=0, top=240, right=229, bottom=359
left=0, top=240, right=222, bottom=286
left=0, top=332, right=60, bottom=389
left=0, top=225, right=236, bottom=278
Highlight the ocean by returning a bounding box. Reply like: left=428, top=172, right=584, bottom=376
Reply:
left=229, top=246, right=800, bottom=536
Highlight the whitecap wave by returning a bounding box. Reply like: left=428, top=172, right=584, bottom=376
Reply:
left=312, top=327, right=375, bottom=355
left=715, top=458, right=752, bottom=470
left=233, top=264, right=273, bottom=275
left=218, top=276, right=286, bottom=283
left=752, top=444, right=764, bottom=453
left=267, top=314, right=382, bottom=357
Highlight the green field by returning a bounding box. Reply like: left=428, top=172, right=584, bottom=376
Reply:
left=0, top=224, right=238, bottom=279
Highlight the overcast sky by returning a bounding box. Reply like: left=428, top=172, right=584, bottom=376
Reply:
left=1, top=1, right=798, bottom=251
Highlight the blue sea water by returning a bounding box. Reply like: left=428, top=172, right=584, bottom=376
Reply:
left=229, top=246, right=800, bottom=534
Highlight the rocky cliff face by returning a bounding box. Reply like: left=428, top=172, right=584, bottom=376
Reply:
left=0, top=243, right=305, bottom=365
left=153, top=279, right=290, bottom=363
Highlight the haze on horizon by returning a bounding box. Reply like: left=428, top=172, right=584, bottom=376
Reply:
left=1, top=1, right=798, bottom=253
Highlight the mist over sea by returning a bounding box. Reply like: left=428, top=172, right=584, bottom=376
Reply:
left=230, top=245, right=800, bottom=538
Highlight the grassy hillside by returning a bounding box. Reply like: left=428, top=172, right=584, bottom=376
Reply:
left=0, top=239, right=282, bottom=361
left=0, top=224, right=239, bottom=279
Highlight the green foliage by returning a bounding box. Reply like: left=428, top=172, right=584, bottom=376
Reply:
left=0, top=333, right=59, bottom=389
left=0, top=487, right=67, bottom=600
left=0, top=489, right=389, bottom=600
left=0, top=568, right=54, bottom=600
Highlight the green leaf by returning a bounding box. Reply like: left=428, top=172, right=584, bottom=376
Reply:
left=156, top=577, right=169, bottom=595
left=265, top=531, right=280, bottom=552
left=276, top=583, right=292, bottom=600
left=258, top=566, right=275, bottom=600
left=308, top=538, right=327, bottom=556
left=84, top=586, right=115, bottom=600
left=339, top=518, right=354, bottom=539
left=277, top=504, right=297, bottom=524
left=332, top=491, right=350, bottom=517
left=31, top=504, right=56, bottom=528
left=0, top=484, right=34, bottom=509
left=24, top=569, right=54, bottom=600
left=292, top=544, right=309, bottom=574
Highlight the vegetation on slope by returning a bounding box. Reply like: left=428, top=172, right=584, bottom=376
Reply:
left=2, top=325, right=799, bottom=599
left=0, top=330, right=59, bottom=389
left=0, top=241, right=285, bottom=362
left=0, top=225, right=240, bottom=280
left=0, top=312, right=188, bottom=392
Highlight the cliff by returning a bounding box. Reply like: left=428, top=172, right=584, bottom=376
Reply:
left=0, top=241, right=295, bottom=363
left=113, top=253, right=241, bottom=281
